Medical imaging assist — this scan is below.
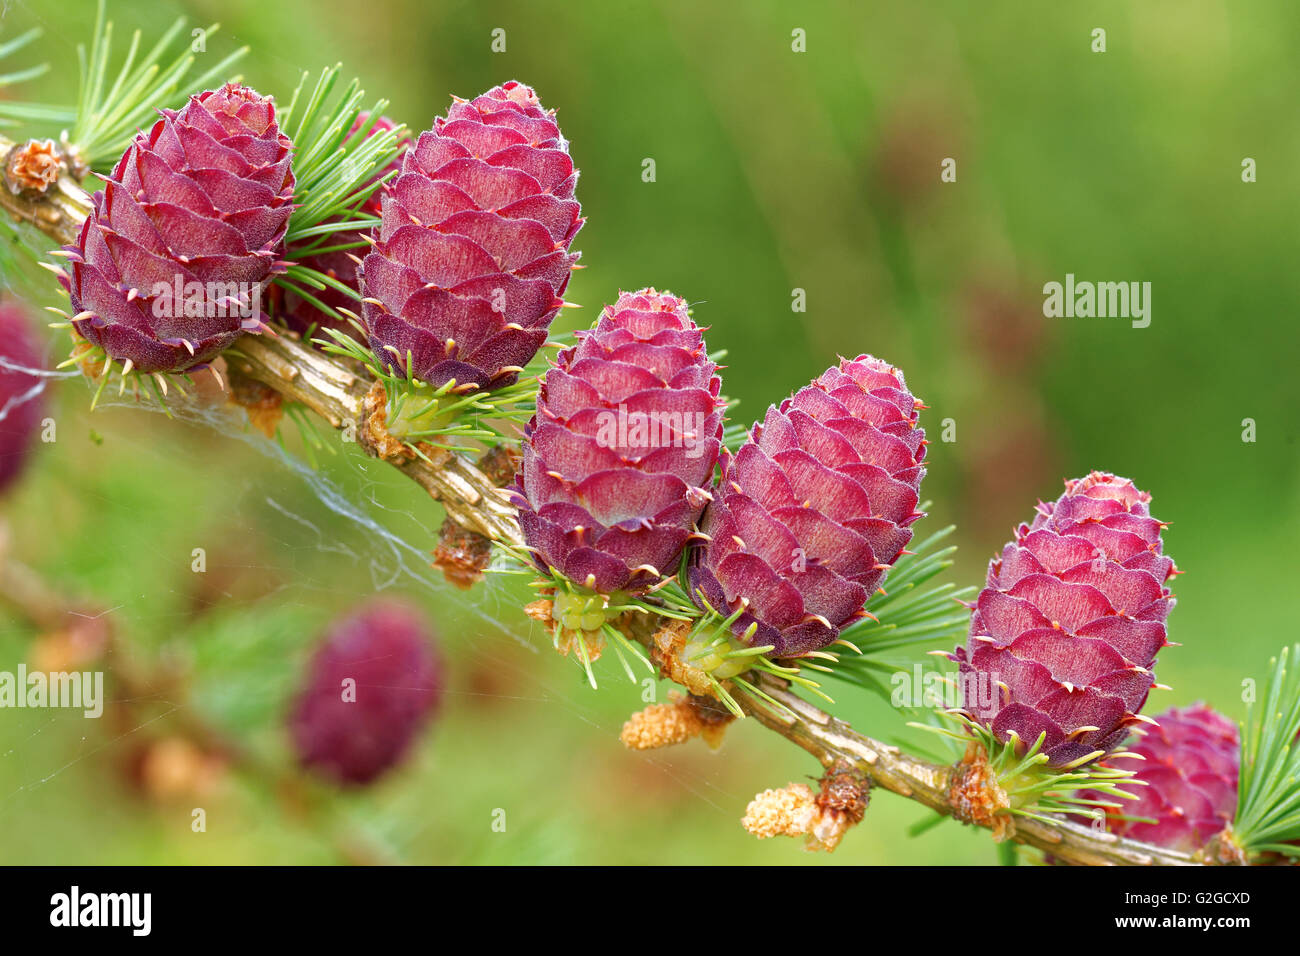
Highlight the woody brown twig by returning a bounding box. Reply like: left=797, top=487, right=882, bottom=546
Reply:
left=1, top=131, right=1205, bottom=866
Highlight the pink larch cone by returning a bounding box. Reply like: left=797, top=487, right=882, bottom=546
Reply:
left=1092, top=704, right=1238, bottom=852
left=955, top=472, right=1178, bottom=768
left=515, top=289, right=723, bottom=594
left=61, top=84, right=294, bottom=373
left=288, top=600, right=443, bottom=787
left=358, top=81, right=582, bottom=391
left=690, top=355, right=927, bottom=658
left=0, top=304, right=47, bottom=494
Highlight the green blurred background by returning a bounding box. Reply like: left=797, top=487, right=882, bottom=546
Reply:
left=0, top=0, right=1296, bottom=864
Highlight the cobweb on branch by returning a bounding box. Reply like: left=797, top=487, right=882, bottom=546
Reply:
left=0, top=355, right=72, bottom=421
left=0, top=370, right=748, bottom=858
left=92, top=384, right=526, bottom=638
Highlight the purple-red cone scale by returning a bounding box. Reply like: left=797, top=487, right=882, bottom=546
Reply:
left=1094, top=704, right=1239, bottom=852
left=359, top=81, right=582, bottom=391
left=288, top=600, right=443, bottom=786
left=515, top=289, right=722, bottom=594
left=0, top=304, right=46, bottom=494
left=61, top=84, right=294, bottom=374
left=955, top=472, right=1178, bottom=768
left=690, top=355, right=927, bottom=658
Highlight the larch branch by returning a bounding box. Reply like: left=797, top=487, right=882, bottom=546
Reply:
left=0, top=131, right=1204, bottom=866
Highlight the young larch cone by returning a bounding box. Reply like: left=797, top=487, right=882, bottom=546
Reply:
left=954, top=471, right=1177, bottom=768
left=278, top=113, right=410, bottom=340
left=288, top=600, right=443, bottom=786
left=59, top=84, right=294, bottom=374
left=689, top=355, right=926, bottom=658
left=358, top=81, right=582, bottom=391
left=0, top=304, right=46, bottom=494
left=516, top=289, right=723, bottom=595
left=1091, top=704, right=1238, bottom=852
